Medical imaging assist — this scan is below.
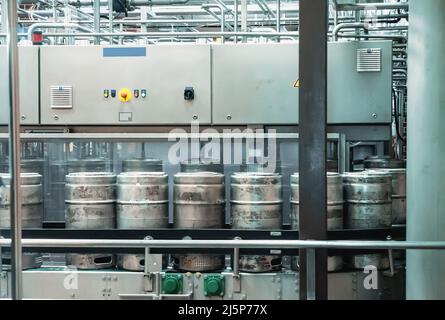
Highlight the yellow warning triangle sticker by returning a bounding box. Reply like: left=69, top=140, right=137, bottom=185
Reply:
left=294, top=79, right=300, bottom=88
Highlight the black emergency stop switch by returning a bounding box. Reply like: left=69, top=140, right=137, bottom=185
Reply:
left=184, top=87, right=195, bottom=100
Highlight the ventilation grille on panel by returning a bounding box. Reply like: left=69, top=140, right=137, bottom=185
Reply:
left=50, top=85, right=73, bottom=109
left=357, top=48, right=382, bottom=72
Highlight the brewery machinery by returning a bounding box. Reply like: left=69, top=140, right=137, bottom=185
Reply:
left=0, top=0, right=413, bottom=300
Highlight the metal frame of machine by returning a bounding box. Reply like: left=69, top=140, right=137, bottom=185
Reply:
left=0, top=0, right=411, bottom=301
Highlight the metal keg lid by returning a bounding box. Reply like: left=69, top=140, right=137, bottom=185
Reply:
left=117, top=171, right=168, bottom=184
left=122, top=158, right=163, bottom=172
left=68, top=158, right=108, bottom=164
left=180, top=159, right=223, bottom=173
left=66, top=172, right=116, bottom=184
left=231, top=172, right=282, bottom=185
left=0, top=158, right=45, bottom=174
left=0, top=172, right=42, bottom=185
left=342, top=171, right=392, bottom=183
left=291, top=172, right=341, bottom=184
left=174, top=171, right=225, bottom=184
left=366, top=168, right=406, bottom=176
left=364, top=156, right=406, bottom=169
left=67, top=158, right=109, bottom=173
left=240, top=161, right=282, bottom=174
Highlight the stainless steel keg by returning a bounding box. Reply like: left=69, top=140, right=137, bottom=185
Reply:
left=117, top=172, right=169, bottom=271
left=0, top=173, right=44, bottom=269
left=290, top=172, right=344, bottom=231
left=343, top=172, right=392, bottom=229
left=289, top=172, right=344, bottom=273
left=65, top=172, right=116, bottom=269
left=291, top=256, right=344, bottom=273
left=347, top=254, right=390, bottom=270
left=173, top=172, right=225, bottom=272
left=231, top=172, right=282, bottom=272
left=367, top=168, right=406, bottom=225
left=0, top=173, right=43, bottom=228
left=343, top=172, right=392, bottom=269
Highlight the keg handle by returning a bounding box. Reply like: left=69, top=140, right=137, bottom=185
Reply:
left=144, top=236, right=153, bottom=275
left=143, top=236, right=156, bottom=294
left=232, top=237, right=242, bottom=293
left=387, top=249, right=395, bottom=277
left=385, top=236, right=395, bottom=277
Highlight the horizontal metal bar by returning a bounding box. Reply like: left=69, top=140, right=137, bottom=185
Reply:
left=0, top=239, right=444, bottom=250
left=0, top=132, right=341, bottom=141
left=0, top=227, right=405, bottom=241
left=0, top=228, right=298, bottom=240
left=39, top=31, right=299, bottom=38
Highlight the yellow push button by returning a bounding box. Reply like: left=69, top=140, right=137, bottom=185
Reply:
left=118, top=88, right=132, bottom=102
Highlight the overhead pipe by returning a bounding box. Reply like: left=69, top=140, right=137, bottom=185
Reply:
left=38, top=31, right=299, bottom=39
left=26, top=22, right=110, bottom=42
left=201, top=4, right=233, bottom=33
left=393, top=69, right=407, bottom=76
left=253, top=0, right=275, bottom=18
left=213, top=0, right=232, bottom=15
left=257, top=0, right=275, bottom=18
left=334, top=2, right=408, bottom=11
left=17, top=17, right=301, bottom=25
left=332, top=22, right=368, bottom=41
left=66, top=0, right=190, bottom=6
left=337, top=34, right=406, bottom=41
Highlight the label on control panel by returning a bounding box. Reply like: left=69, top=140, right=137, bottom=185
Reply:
left=119, top=112, right=133, bottom=122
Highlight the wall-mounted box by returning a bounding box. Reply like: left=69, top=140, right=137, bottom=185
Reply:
left=40, top=45, right=212, bottom=125
left=212, top=41, right=392, bottom=125
left=0, top=46, right=40, bottom=125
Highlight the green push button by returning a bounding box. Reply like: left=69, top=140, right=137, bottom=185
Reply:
left=204, top=275, right=225, bottom=297
left=162, top=274, right=183, bottom=294
left=206, top=279, right=220, bottom=295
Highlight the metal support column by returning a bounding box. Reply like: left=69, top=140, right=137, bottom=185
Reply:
left=241, top=0, right=247, bottom=42
left=298, top=0, right=328, bottom=300
left=276, top=0, right=281, bottom=42
left=93, top=0, right=100, bottom=44
left=234, top=0, right=238, bottom=43
left=1, top=1, right=6, bottom=34
left=407, top=0, right=445, bottom=300
left=5, top=0, right=23, bottom=300
left=108, top=0, right=113, bottom=44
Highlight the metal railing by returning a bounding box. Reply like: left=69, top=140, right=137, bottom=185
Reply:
left=1, top=238, right=445, bottom=250
left=1, top=238, right=445, bottom=300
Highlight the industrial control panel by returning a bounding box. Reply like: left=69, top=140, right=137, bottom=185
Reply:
left=212, top=43, right=299, bottom=125
left=328, top=40, right=393, bottom=124
left=212, top=41, right=392, bottom=125
left=39, top=45, right=212, bottom=125
left=34, top=41, right=391, bottom=126
left=0, top=45, right=40, bottom=125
